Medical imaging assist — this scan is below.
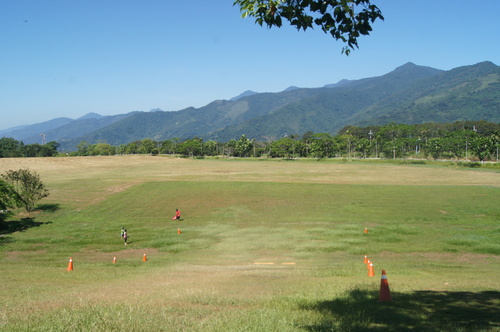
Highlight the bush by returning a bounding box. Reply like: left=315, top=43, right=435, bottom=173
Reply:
left=400, top=160, right=426, bottom=165
left=457, top=161, right=482, bottom=168
left=1, top=169, right=49, bottom=212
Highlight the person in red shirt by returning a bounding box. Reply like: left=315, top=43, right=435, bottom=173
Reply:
left=172, top=209, right=181, bottom=220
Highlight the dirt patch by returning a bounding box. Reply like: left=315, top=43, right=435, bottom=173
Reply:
left=73, top=181, right=141, bottom=211
left=76, top=248, right=160, bottom=262
left=6, top=249, right=48, bottom=260
left=377, top=251, right=499, bottom=264
left=106, top=182, right=140, bottom=194
left=17, top=210, right=42, bottom=217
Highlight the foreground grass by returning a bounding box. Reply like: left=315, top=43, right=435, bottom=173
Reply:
left=0, top=156, right=499, bottom=331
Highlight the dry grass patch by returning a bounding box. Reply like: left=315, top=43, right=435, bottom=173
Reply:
left=2, top=155, right=499, bottom=187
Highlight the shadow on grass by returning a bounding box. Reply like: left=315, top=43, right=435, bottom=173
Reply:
left=299, top=288, right=499, bottom=331
left=0, top=204, right=58, bottom=238
left=0, top=235, right=14, bottom=245
left=36, top=203, right=61, bottom=212
left=0, top=217, right=52, bottom=236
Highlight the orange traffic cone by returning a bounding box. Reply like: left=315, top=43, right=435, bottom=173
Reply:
left=113, top=256, right=117, bottom=264
left=364, top=255, right=368, bottom=264
left=143, top=253, right=147, bottom=262
left=67, top=257, right=73, bottom=271
left=368, top=262, right=375, bottom=277
left=364, top=228, right=369, bottom=234
left=380, top=270, right=392, bottom=302
left=177, top=228, right=181, bottom=234
left=367, top=260, right=371, bottom=270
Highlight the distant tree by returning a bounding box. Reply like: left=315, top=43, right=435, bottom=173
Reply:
left=262, top=136, right=276, bottom=156
left=138, top=139, right=157, bottom=154
left=0, top=137, right=23, bottom=158
left=178, top=138, right=203, bottom=157
left=425, top=138, right=445, bottom=160
left=116, top=144, right=127, bottom=155
left=441, top=132, right=467, bottom=160
left=160, top=138, right=180, bottom=154
left=302, top=131, right=314, bottom=156
left=469, top=136, right=495, bottom=162
left=377, top=123, right=414, bottom=141
left=124, top=141, right=141, bottom=154
left=310, top=133, right=334, bottom=158
left=21, top=143, right=43, bottom=157
left=22, top=141, right=59, bottom=157
left=235, top=135, right=254, bottom=157
left=234, top=0, right=384, bottom=54
left=397, top=137, right=416, bottom=160
left=356, top=137, right=370, bottom=158
left=76, top=141, right=90, bottom=156
left=203, top=140, right=218, bottom=156
left=89, top=143, right=116, bottom=156
left=269, top=137, right=293, bottom=158
left=492, top=132, right=500, bottom=161
left=288, top=136, right=306, bottom=157
left=337, top=132, right=355, bottom=159
left=1, top=169, right=49, bottom=213
left=252, top=140, right=267, bottom=157
left=44, top=141, right=60, bottom=156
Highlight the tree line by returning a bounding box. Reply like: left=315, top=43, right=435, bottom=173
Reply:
left=0, top=139, right=59, bottom=158
left=1, top=121, right=499, bottom=162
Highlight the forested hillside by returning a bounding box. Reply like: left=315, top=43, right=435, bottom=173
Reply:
left=1, top=61, right=498, bottom=151
left=62, top=61, right=497, bottom=149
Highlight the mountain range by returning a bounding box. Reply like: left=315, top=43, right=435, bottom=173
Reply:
left=2, top=61, right=499, bottom=151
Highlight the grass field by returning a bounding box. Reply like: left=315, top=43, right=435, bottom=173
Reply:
left=1, top=156, right=499, bottom=331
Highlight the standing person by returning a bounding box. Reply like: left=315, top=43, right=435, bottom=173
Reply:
left=123, top=229, right=128, bottom=245
left=172, top=209, right=181, bottom=220
left=120, top=227, right=124, bottom=239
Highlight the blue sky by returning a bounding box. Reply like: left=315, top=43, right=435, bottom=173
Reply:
left=1, top=0, right=499, bottom=130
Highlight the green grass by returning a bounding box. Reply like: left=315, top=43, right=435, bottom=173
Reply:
left=0, top=156, right=499, bottom=331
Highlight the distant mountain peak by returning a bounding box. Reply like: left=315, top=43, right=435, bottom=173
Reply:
left=230, top=90, right=258, bottom=101
left=472, top=60, right=497, bottom=68
left=391, top=62, right=425, bottom=73
left=324, top=79, right=354, bottom=88
left=77, top=112, right=103, bottom=120
left=397, top=62, right=417, bottom=68
left=387, top=62, right=443, bottom=78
